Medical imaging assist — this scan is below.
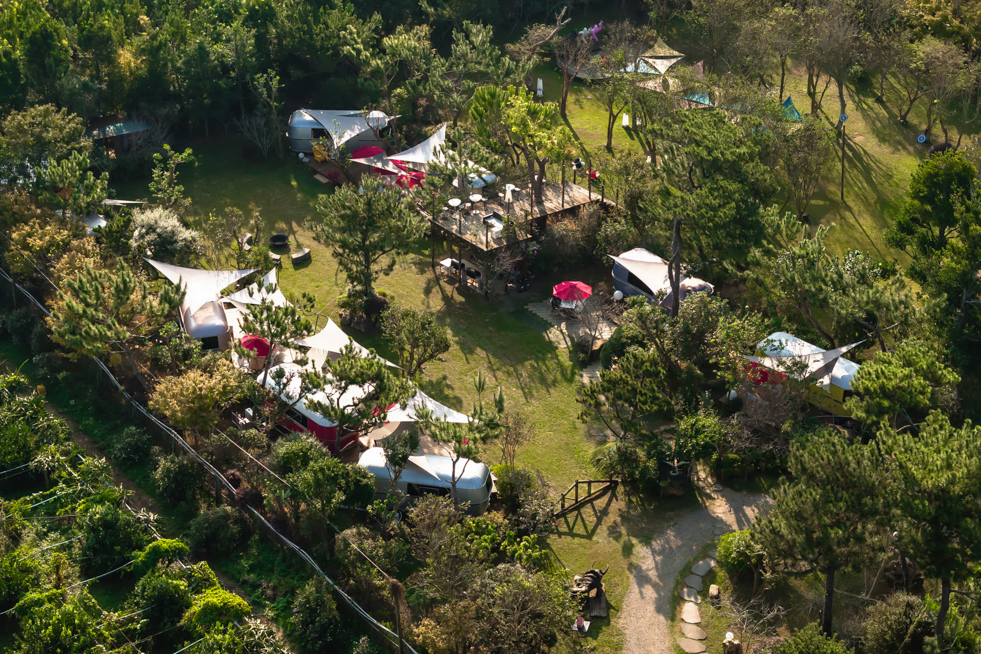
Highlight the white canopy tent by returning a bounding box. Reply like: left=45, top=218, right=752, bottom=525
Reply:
left=146, top=259, right=257, bottom=347
left=747, top=333, right=862, bottom=392
left=223, top=267, right=289, bottom=308
left=295, top=319, right=399, bottom=368
left=385, top=389, right=471, bottom=424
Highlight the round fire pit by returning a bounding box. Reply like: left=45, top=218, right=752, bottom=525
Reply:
left=269, top=234, right=289, bottom=247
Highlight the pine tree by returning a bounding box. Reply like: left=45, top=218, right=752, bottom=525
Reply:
left=237, top=280, right=314, bottom=388
left=381, top=304, right=450, bottom=379
left=47, top=261, right=183, bottom=392
left=882, top=412, right=981, bottom=646
left=757, top=432, right=887, bottom=636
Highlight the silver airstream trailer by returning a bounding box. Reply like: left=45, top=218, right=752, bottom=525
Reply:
left=357, top=447, right=492, bottom=516
left=181, top=299, right=231, bottom=351
left=287, top=109, right=393, bottom=154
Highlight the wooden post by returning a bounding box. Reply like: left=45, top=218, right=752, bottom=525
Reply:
left=601, top=182, right=605, bottom=203
left=562, top=167, right=566, bottom=207
left=840, top=122, right=846, bottom=202
left=588, top=175, right=592, bottom=199
left=430, top=228, right=435, bottom=269
left=575, top=483, right=579, bottom=505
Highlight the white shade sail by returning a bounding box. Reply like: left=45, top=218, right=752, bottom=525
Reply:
left=385, top=390, right=471, bottom=424
left=295, top=319, right=399, bottom=368
left=223, top=268, right=289, bottom=308
left=146, top=259, right=256, bottom=313
left=304, top=109, right=394, bottom=147
left=609, top=248, right=671, bottom=295
left=746, top=332, right=862, bottom=391
left=389, top=124, right=447, bottom=169
left=349, top=152, right=406, bottom=175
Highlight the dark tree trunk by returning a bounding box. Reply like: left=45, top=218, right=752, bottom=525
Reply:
left=936, top=577, right=951, bottom=644
left=779, top=57, right=788, bottom=100
left=668, top=216, right=682, bottom=317
left=822, top=566, right=836, bottom=637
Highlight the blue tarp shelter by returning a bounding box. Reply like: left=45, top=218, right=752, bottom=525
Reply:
left=782, top=96, right=803, bottom=121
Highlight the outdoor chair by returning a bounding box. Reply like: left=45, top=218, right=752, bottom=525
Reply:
left=241, top=233, right=253, bottom=252
left=270, top=252, right=281, bottom=266
left=291, top=248, right=311, bottom=264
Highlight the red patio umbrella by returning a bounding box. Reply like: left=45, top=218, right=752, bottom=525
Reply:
left=552, top=281, right=592, bottom=302
left=241, top=335, right=271, bottom=357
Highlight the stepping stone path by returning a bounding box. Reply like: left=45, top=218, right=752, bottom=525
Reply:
left=691, top=558, right=716, bottom=576
left=677, top=555, right=715, bottom=646
left=682, top=624, right=707, bottom=640
left=677, top=638, right=707, bottom=653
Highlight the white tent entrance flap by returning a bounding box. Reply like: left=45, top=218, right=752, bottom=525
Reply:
left=295, top=319, right=399, bottom=368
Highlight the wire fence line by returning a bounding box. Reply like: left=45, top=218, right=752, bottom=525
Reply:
left=0, top=267, right=414, bottom=653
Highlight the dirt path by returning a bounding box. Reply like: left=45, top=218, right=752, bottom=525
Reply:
left=621, top=484, right=771, bottom=654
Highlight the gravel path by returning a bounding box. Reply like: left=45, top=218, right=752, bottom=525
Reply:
left=621, top=486, right=772, bottom=654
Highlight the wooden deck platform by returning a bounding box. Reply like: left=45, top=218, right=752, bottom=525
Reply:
left=429, top=181, right=613, bottom=252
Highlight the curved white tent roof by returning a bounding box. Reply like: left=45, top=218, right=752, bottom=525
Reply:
left=295, top=319, right=398, bottom=368
left=263, top=362, right=372, bottom=428
left=358, top=447, right=489, bottom=490
left=385, top=389, right=471, bottom=424
left=223, top=268, right=289, bottom=308
left=610, top=248, right=671, bottom=295
left=747, top=332, right=862, bottom=391
left=146, top=259, right=257, bottom=313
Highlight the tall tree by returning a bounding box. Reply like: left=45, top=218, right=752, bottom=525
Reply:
left=149, top=145, right=196, bottom=216
left=381, top=304, right=451, bottom=379
left=882, top=412, right=981, bottom=646
left=0, top=105, right=90, bottom=190
left=48, top=261, right=183, bottom=391
left=776, top=117, right=837, bottom=218
left=305, top=347, right=414, bottom=441
left=313, top=178, right=424, bottom=314
left=552, top=33, right=594, bottom=119
left=845, top=338, right=960, bottom=431
left=237, top=281, right=315, bottom=387
left=414, top=372, right=503, bottom=505
left=757, top=432, right=887, bottom=637
left=885, top=151, right=981, bottom=335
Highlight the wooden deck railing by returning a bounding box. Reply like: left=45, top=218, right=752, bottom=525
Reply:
left=554, top=479, right=618, bottom=518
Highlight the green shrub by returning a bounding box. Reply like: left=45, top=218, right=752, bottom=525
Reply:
left=861, top=593, right=933, bottom=654
left=289, top=578, right=346, bottom=653
left=600, top=326, right=627, bottom=370
left=717, top=530, right=764, bottom=575
left=493, top=464, right=533, bottom=515
left=107, top=426, right=154, bottom=466
left=152, top=453, right=200, bottom=506
left=6, top=307, right=37, bottom=351
left=132, top=539, right=189, bottom=574
left=595, top=439, right=667, bottom=494
left=79, top=504, right=152, bottom=575
left=182, top=587, right=251, bottom=635
left=185, top=507, right=243, bottom=557
left=128, top=571, right=192, bottom=641
left=776, top=623, right=853, bottom=654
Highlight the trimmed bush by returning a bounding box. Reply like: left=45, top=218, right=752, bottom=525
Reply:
left=775, top=623, right=854, bottom=654
left=107, top=426, right=154, bottom=466
left=289, top=578, right=346, bottom=653
left=152, top=453, right=200, bottom=507
left=861, top=593, right=933, bottom=654
left=185, top=507, right=243, bottom=557
left=6, top=307, right=38, bottom=351
left=717, top=530, right=765, bottom=575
